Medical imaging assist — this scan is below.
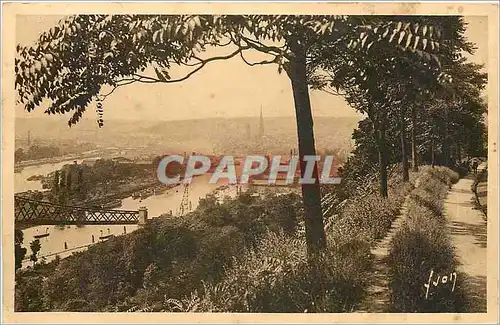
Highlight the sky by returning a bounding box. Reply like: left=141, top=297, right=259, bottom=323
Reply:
left=15, top=15, right=488, bottom=122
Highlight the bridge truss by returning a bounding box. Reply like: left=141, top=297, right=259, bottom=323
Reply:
left=14, top=196, right=139, bottom=226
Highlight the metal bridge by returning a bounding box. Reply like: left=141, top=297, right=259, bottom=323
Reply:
left=14, top=196, right=143, bottom=226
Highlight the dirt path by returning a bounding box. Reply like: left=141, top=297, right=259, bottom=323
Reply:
left=444, top=164, right=487, bottom=312
left=356, top=195, right=411, bottom=313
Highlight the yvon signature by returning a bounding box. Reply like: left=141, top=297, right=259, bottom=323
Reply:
left=424, top=269, right=458, bottom=299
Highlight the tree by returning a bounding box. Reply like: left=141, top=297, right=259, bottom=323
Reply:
left=311, top=16, right=475, bottom=196
left=15, top=14, right=446, bottom=258
left=29, top=239, right=41, bottom=267
left=15, top=229, right=27, bottom=270
left=15, top=148, right=25, bottom=163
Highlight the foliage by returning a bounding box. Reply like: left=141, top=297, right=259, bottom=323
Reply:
left=15, top=14, right=459, bottom=257
left=15, top=229, right=27, bottom=270
left=15, top=15, right=444, bottom=124
left=14, top=191, right=302, bottom=311
left=159, top=168, right=413, bottom=313
left=328, top=164, right=414, bottom=245
left=387, top=166, right=465, bottom=312
left=29, top=239, right=41, bottom=266
left=166, top=232, right=371, bottom=313
left=15, top=145, right=61, bottom=163
left=472, top=166, right=488, bottom=217
left=43, top=158, right=153, bottom=203
left=310, top=16, right=484, bottom=196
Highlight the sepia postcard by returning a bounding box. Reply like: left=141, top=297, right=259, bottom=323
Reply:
left=2, top=1, right=499, bottom=324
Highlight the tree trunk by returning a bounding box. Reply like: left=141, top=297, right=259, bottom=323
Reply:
left=442, top=136, right=450, bottom=167
left=400, top=110, right=409, bottom=182
left=442, top=108, right=451, bottom=167
left=286, top=48, right=326, bottom=259
left=373, top=123, right=389, bottom=198
left=411, top=106, right=419, bottom=172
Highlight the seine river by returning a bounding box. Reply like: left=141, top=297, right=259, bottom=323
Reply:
left=16, top=158, right=243, bottom=266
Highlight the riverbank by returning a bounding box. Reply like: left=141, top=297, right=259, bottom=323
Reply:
left=14, top=150, right=102, bottom=169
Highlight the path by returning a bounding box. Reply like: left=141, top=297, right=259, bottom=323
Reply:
left=444, top=163, right=487, bottom=312
left=356, top=196, right=411, bottom=313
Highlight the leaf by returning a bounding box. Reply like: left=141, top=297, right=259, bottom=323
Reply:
left=175, top=24, right=182, bottom=38
left=389, top=30, right=397, bottom=43
left=193, top=16, right=201, bottom=27
left=154, top=67, right=167, bottom=82
left=160, top=29, right=165, bottom=44
left=188, top=18, right=196, bottom=32
left=404, top=33, right=412, bottom=49
left=395, top=21, right=402, bottom=32
left=398, top=31, right=406, bottom=45
left=382, top=27, right=390, bottom=38
left=413, top=36, right=420, bottom=50
left=327, top=21, right=335, bottom=33
left=319, top=22, right=329, bottom=34
left=361, top=35, right=368, bottom=48
left=153, top=30, right=161, bottom=43
left=422, top=38, right=428, bottom=50
left=162, top=69, right=171, bottom=80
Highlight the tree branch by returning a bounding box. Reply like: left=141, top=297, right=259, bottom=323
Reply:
left=100, top=46, right=250, bottom=101
left=239, top=34, right=289, bottom=59
left=320, top=86, right=346, bottom=97
left=239, top=50, right=278, bottom=67
left=96, top=85, right=120, bottom=101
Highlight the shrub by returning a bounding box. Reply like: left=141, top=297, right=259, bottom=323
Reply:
left=387, top=167, right=465, bottom=312
left=15, top=192, right=302, bottom=312
left=329, top=169, right=413, bottom=246
left=171, top=232, right=371, bottom=313
left=170, top=168, right=414, bottom=313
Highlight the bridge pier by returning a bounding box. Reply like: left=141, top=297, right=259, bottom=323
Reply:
left=138, top=207, right=148, bottom=226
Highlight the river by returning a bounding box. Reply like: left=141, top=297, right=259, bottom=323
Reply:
left=17, top=158, right=244, bottom=266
